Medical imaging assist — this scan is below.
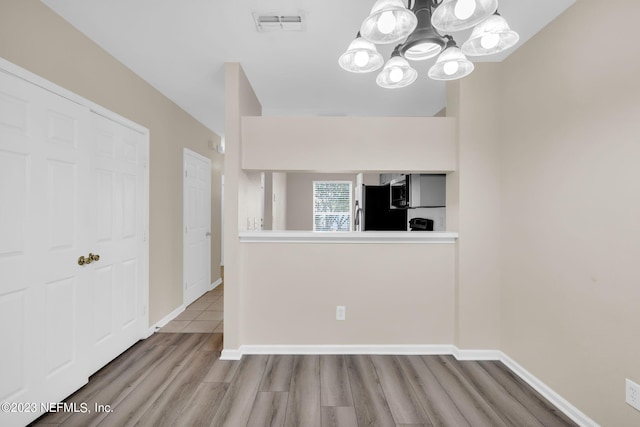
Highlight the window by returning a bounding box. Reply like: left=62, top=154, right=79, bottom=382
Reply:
left=313, top=181, right=352, bottom=232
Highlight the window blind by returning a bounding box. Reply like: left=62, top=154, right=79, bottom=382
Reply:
left=313, top=181, right=352, bottom=232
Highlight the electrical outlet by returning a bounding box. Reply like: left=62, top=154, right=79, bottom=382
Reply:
left=626, top=379, right=640, bottom=411
left=336, top=306, right=346, bottom=321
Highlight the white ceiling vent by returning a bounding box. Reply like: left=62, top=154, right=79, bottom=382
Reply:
left=253, top=13, right=305, bottom=32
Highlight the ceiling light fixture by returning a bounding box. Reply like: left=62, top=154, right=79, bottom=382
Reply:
left=399, top=0, right=445, bottom=61
left=431, top=0, right=498, bottom=32
left=360, top=0, right=418, bottom=44
left=461, top=12, right=519, bottom=56
left=339, top=32, right=384, bottom=73
left=376, top=46, right=418, bottom=88
left=428, top=36, right=474, bottom=80
left=339, top=0, right=518, bottom=88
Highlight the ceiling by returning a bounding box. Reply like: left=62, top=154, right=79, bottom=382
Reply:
left=41, top=0, right=575, bottom=137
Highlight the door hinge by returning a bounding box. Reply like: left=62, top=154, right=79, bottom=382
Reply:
left=142, top=231, right=147, bottom=242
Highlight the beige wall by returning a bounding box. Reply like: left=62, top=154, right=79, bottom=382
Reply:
left=495, top=0, right=640, bottom=424
left=224, top=63, right=262, bottom=349
left=241, top=116, right=456, bottom=172
left=242, top=243, right=456, bottom=345
left=446, top=64, right=503, bottom=349
left=0, top=0, right=224, bottom=324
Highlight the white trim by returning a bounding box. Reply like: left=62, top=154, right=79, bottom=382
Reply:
left=220, top=349, right=243, bottom=360
left=220, top=344, right=456, bottom=360
left=148, top=304, right=186, bottom=336
left=239, top=230, right=458, bottom=244
left=499, top=352, right=599, bottom=427
left=211, top=278, right=223, bottom=290
left=146, top=278, right=220, bottom=337
left=219, top=344, right=598, bottom=426
left=146, top=278, right=221, bottom=337
left=453, top=348, right=502, bottom=361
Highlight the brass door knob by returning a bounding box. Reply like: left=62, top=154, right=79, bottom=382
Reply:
left=78, top=253, right=101, bottom=266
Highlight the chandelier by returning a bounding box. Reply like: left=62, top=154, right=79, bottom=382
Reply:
left=339, top=0, right=519, bottom=88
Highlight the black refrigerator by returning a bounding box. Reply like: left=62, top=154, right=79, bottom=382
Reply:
left=362, top=185, right=407, bottom=231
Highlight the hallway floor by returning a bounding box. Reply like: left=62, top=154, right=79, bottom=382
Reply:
left=159, top=284, right=224, bottom=334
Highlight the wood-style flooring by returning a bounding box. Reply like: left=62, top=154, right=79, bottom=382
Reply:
left=32, top=332, right=577, bottom=427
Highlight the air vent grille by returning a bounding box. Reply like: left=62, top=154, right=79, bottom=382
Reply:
left=253, top=13, right=304, bottom=32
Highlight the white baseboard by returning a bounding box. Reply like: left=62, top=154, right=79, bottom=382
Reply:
left=223, top=344, right=456, bottom=359
left=499, top=352, right=599, bottom=427
left=147, top=304, right=185, bottom=336
left=454, top=348, right=502, bottom=360
left=219, top=344, right=598, bottom=426
left=147, top=279, right=221, bottom=336
left=220, top=349, right=243, bottom=360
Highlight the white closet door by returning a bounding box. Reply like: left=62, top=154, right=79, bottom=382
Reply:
left=87, top=113, right=147, bottom=373
left=0, top=63, right=148, bottom=427
left=0, top=71, right=91, bottom=426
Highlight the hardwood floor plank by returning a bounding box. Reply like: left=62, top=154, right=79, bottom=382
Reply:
left=35, top=335, right=180, bottom=426
left=31, top=331, right=578, bottom=427
left=260, top=355, right=295, bottom=392
left=396, top=356, right=470, bottom=427
left=479, top=361, right=578, bottom=426
left=135, top=349, right=218, bottom=426
left=209, top=355, right=269, bottom=427
left=90, top=333, right=209, bottom=426
left=172, top=382, right=228, bottom=427
left=346, top=355, right=396, bottom=427
left=39, top=335, right=195, bottom=427
left=453, top=360, right=545, bottom=427
left=421, top=356, right=508, bottom=427
left=284, top=355, right=321, bottom=427
left=370, top=355, right=430, bottom=425
left=202, top=358, right=240, bottom=383
left=198, top=333, right=224, bottom=354
left=320, top=355, right=353, bottom=407
left=320, top=407, right=358, bottom=427
left=247, top=391, right=288, bottom=427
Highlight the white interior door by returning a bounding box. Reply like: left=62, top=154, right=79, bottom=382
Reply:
left=0, top=62, right=148, bottom=427
left=88, top=112, right=147, bottom=373
left=183, top=148, right=211, bottom=306
left=0, top=70, right=90, bottom=426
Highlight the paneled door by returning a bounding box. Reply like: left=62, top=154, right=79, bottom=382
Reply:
left=183, top=148, right=211, bottom=306
left=0, top=62, right=148, bottom=427
left=87, top=112, right=147, bottom=373
left=0, top=70, right=91, bottom=426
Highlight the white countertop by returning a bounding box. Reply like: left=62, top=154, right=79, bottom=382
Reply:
left=238, top=230, right=458, bottom=244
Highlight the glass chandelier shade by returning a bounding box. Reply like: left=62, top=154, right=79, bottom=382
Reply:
left=399, top=0, right=446, bottom=61
left=461, top=13, right=519, bottom=56
left=431, top=0, right=498, bottom=32
left=428, top=39, right=474, bottom=80
left=376, top=49, right=418, bottom=88
left=360, top=0, right=418, bottom=45
left=339, top=34, right=384, bottom=73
